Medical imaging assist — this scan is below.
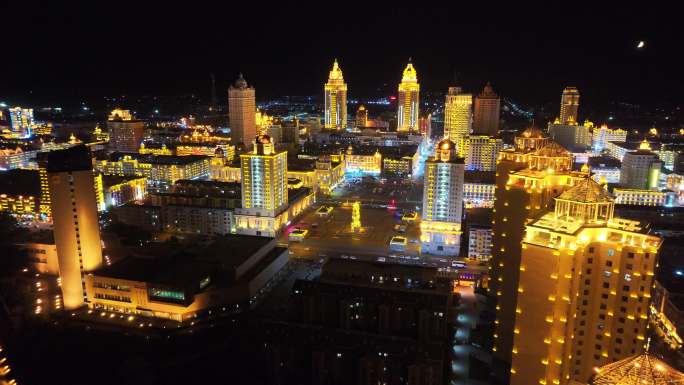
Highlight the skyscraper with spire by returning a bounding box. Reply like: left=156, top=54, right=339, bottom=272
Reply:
left=397, top=59, right=420, bottom=132
left=324, top=59, right=347, bottom=130
left=228, top=73, right=257, bottom=149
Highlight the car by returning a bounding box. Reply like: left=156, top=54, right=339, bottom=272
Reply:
left=288, top=229, right=309, bottom=242
left=390, top=236, right=408, bottom=252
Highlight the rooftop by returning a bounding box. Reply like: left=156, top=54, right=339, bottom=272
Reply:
left=557, top=178, right=614, bottom=203
left=591, top=353, right=684, bottom=385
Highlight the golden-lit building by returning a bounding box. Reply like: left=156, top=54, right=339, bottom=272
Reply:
left=47, top=145, right=103, bottom=310
left=355, top=105, right=368, bottom=128
left=102, top=175, right=147, bottom=209
left=613, top=188, right=675, bottom=207
left=560, top=86, right=580, bottom=125
left=315, top=158, right=345, bottom=195
left=255, top=108, right=274, bottom=134
left=345, top=145, right=382, bottom=175
left=420, top=138, right=464, bottom=256
left=138, top=142, right=173, bottom=156
left=8, top=106, right=34, bottom=137
left=107, top=109, right=145, bottom=152
left=397, top=60, right=420, bottom=133
left=228, top=74, right=257, bottom=149
left=324, top=59, right=348, bottom=130
left=473, top=82, right=500, bottom=135
left=235, top=135, right=289, bottom=237
left=510, top=178, right=661, bottom=385
left=590, top=352, right=684, bottom=385
left=444, top=86, right=472, bottom=142
left=491, top=132, right=585, bottom=365
left=456, top=135, right=503, bottom=171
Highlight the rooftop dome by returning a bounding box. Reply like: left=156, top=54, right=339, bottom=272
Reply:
left=437, top=138, right=455, bottom=150
left=535, top=141, right=571, bottom=157
left=591, top=353, right=684, bottom=385
left=557, top=177, right=613, bottom=204
left=234, top=73, right=248, bottom=89
left=520, top=127, right=544, bottom=138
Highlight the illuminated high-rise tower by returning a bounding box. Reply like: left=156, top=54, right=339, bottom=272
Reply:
left=473, top=82, right=500, bottom=135
left=107, top=109, right=145, bottom=152
left=235, top=134, right=288, bottom=237
left=420, top=138, right=464, bottom=256
left=355, top=105, right=368, bottom=128
left=8, top=107, right=34, bottom=137
left=229, top=74, right=257, bottom=149
left=511, top=178, right=661, bottom=385
left=559, top=86, right=580, bottom=125
left=324, top=59, right=348, bottom=130
left=397, top=60, right=420, bottom=133
left=47, top=145, right=103, bottom=309
left=620, top=140, right=662, bottom=190
left=444, top=87, right=472, bottom=142
left=490, top=135, right=588, bottom=369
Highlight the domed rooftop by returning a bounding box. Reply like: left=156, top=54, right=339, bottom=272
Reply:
left=234, top=73, right=248, bottom=89
left=557, top=177, right=613, bottom=204
left=535, top=141, right=571, bottom=157
left=591, top=353, right=684, bottom=385
left=437, top=138, right=455, bottom=150
left=520, top=127, right=545, bottom=139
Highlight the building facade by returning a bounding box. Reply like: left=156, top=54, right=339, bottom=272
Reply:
left=397, top=61, right=420, bottom=133
left=107, top=109, right=145, bottom=152
left=228, top=74, right=257, bottom=149
left=324, top=60, right=348, bottom=130
left=473, top=83, right=500, bottom=135
left=47, top=145, right=103, bottom=309
left=510, top=178, right=661, bottom=385
left=456, top=135, right=503, bottom=171
left=620, top=140, right=662, bottom=190
left=559, top=86, right=580, bottom=125
left=420, top=139, right=464, bottom=256
left=444, top=87, right=472, bottom=142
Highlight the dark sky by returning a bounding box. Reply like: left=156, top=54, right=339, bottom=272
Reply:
left=2, top=3, right=682, bottom=109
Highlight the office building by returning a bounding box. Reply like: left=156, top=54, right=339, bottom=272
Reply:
left=419, top=112, right=433, bottom=139
left=444, top=86, right=472, bottom=142
left=107, top=109, right=145, bottom=152
left=456, top=135, right=503, bottom=171
left=473, top=82, right=500, bottom=135
left=420, top=138, right=465, bottom=256
left=8, top=107, right=34, bottom=137
left=510, top=178, right=661, bottom=385
left=620, top=140, right=662, bottom=190
left=397, top=60, right=420, bottom=132
left=559, top=86, right=580, bottom=125
left=344, top=145, right=382, bottom=175
left=587, top=156, right=622, bottom=184
left=324, top=59, right=348, bottom=130
left=612, top=188, right=676, bottom=207
left=490, top=135, right=588, bottom=367
left=228, top=74, right=257, bottom=149
left=467, top=208, right=493, bottom=261
left=463, top=171, right=496, bottom=208
left=47, top=145, right=103, bottom=309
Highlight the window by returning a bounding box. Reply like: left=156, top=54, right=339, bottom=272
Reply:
left=626, top=264, right=633, bottom=270
left=589, top=247, right=595, bottom=253
left=606, top=261, right=613, bottom=267
left=608, top=249, right=615, bottom=256
left=603, top=282, right=610, bottom=288
left=628, top=252, right=635, bottom=259
left=588, top=257, right=594, bottom=264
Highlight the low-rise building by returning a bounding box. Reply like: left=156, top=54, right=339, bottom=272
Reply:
left=466, top=208, right=492, bottom=261
left=463, top=171, right=496, bottom=208
left=612, top=187, right=676, bottom=207
left=0, top=168, right=44, bottom=218
left=15, top=230, right=59, bottom=275
left=86, top=235, right=289, bottom=321
left=102, top=175, right=146, bottom=209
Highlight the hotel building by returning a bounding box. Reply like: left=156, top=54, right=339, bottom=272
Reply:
left=491, top=132, right=588, bottom=366
left=444, top=87, right=472, bottom=142
left=324, top=60, right=347, bottom=130
left=8, top=107, right=34, bottom=137
left=456, top=135, right=503, bottom=171
left=228, top=74, right=257, bottom=149
left=397, top=60, right=420, bottom=133
left=559, top=86, right=580, bottom=125
left=473, top=83, right=500, bottom=135
left=620, top=140, right=662, bottom=190
left=510, top=178, right=661, bottom=385
left=235, top=135, right=314, bottom=237
left=420, top=138, right=465, bottom=256
left=47, top=145, right=103, bottom=310
left=107, top=109, right=146, bottom=153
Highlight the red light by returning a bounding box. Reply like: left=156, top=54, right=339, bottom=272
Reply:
left=389, top=96, right=397, bottom=101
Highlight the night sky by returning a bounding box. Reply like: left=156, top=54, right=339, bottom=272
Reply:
left=3, top=3, right=682, bottom=109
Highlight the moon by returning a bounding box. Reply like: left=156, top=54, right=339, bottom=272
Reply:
left=637, top=40, right=645, bottom=48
